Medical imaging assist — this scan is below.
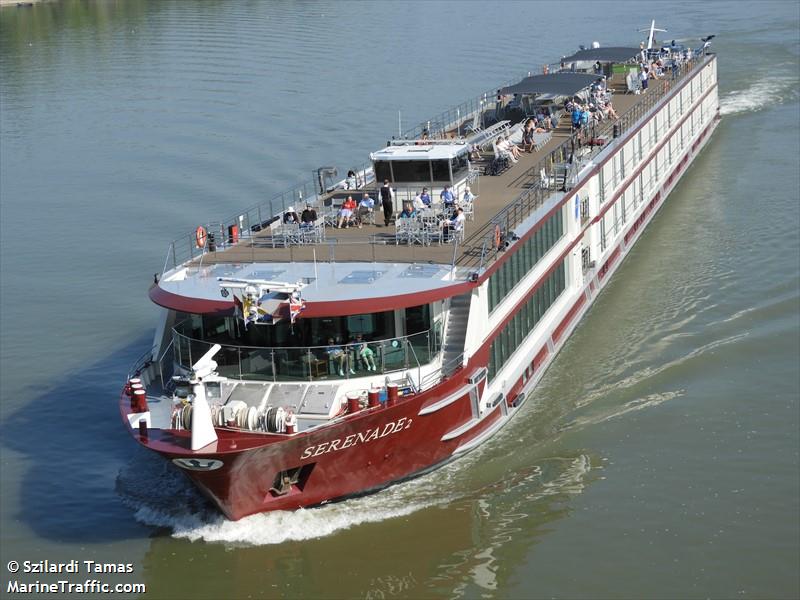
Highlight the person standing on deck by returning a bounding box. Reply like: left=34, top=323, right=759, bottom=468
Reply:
left=440, top=184, right=456, bottom=209
left=380, top=179, right=395, bottom=226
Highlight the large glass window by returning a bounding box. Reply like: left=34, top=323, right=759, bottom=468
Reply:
left=176, top=309, right=400, bottom=349
left=488, top=208, right=565, bottom=313
left=488, top=258, right=567, bottom=380
left=431, top=159, right=451, bottom=181
left=374, top=161, right=392, bottom=183
left=450, top=153, right=470, bottom=181
left=390, top=160, right=431, bottom=183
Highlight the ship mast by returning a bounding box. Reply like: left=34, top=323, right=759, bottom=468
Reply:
left=639, top=19, right=667, bottom=49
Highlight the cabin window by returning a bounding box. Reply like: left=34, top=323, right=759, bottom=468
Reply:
left=374, top=161, right=392, bottom=183
left=404, top=304, right=431, bottom=335
left=391, top=160, right=431, bottom=183
left=600, top=218, right=607, bottom=252
left=487, top=260, right=566, bottom=381
left=431, top=159, right=451, bottom=182
left=598, top=169, right=605, bottom=204
left=487, top=208, right=564, bottom=313
left=450, top=153, right=470, bottom=181
left=637, top=132, right=643, bottom=163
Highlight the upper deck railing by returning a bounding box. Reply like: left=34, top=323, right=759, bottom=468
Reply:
left=173, top=327, right=439, bottom=386
left=160, top=53, right=711, bottom=276
left=461, top=53, right=711, bottom=271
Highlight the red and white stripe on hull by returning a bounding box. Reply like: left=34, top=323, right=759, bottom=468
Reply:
left=121, top=365, right=525, bottom=520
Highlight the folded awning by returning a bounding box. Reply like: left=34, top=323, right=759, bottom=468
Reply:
left=499, top=73, right=597, bottom=97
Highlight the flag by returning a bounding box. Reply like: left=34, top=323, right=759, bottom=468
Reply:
left=289, top=291, right=306, bottom=324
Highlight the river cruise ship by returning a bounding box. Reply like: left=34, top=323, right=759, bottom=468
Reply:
left=122, top=27, right=720, bottom=520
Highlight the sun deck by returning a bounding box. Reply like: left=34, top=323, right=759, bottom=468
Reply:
left=168, top=64, right=701, bottom=276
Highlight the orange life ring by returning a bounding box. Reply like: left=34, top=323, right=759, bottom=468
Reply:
left=196, top=226, right=207, bottom=248
left=494, top=225, right=501, bottom=249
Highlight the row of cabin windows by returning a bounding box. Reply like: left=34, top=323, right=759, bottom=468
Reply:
left=488, top=260, right=567, bottom=381
left=488, top=208, right=564, bottom=313
left=599, top=64, right=711, bottom=205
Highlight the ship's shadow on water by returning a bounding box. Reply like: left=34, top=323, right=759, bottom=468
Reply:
left=0, top=335, right=174, bottom=543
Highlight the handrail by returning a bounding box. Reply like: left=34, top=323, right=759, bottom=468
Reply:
left=156, top=338, right=175, bottom=390
left=458, top=55, right=710, bottom=271
left=160, top=56, right=710, bottom=275
left=127, top=344, right=157, bottom=380
left=171, top=327, right=438, bottom=384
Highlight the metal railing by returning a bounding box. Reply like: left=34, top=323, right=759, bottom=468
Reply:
left=459, top=55, right=711, bottom=271
left=172, top=328, right=438, bottom=384
left=162, top=158, right=375, bottom=272
left=160, top=56, right=710, bottom=275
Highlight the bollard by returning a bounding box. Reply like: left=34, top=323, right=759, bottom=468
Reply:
left=347, top=392, right=361, bottom=414
left=368, top=388, right=381, bottom=408
left=132, top=389, right=148, bottom=413
left=387, top=383, right=399, bottom=406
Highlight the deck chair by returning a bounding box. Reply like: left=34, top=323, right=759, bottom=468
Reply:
left=485, top=142, right=510, bottom=176
left=507, top=123, right=524, bottom=145
left=626, top=72, right=641, bottom=94
left=395, top=219, right=411, bottom=245
left=532, top=131, right=552, bottom=151
left=407, top=220, right=424, bottom=245
left=464, top=111, right=482, bottom=135
left=461, top=198, right=476, bottom=221
left=443, top=223, right=465, bottom=244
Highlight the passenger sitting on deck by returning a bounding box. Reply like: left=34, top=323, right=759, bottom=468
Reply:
left=354, top=334, right=376, bottom=371
left=336, top=196, right=357, bottom=228
left=522, top=120, right=536, bottom=152
left=522, top=119, right=547, bottom=152
left=399, top=203, right=417, bottom=219
left=344, top=170, right=357, bottom=190
left=603, top=101, right=619, bottom=120
left=461, top=185, right=476, bottom=204
left=419, top=187, right=432, bottom=207
left=413, top=191, right=427, bottom=212
left=326, top=338, right=352, bottom=377
left=283, top=207, right=300, bottom=224
left=301, top=205, right=317, bottom=226
left=498, top=135, right=522, bottom=160
left=357, top=193, right=374, bottom=229
left=440, top=184, right=456, bottom=208
left=440, top=207, right=465, bottom=240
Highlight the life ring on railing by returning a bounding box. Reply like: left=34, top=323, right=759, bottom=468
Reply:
left=494, top=224, right=501, bottom=249
left=195, top=226, right=207, bottom=249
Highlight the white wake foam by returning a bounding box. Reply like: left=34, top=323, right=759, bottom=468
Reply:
left=118, top=449, right=459, bottom=546
left=720, top=74, right=799, bottom=116
left=132, top=492, right=436, bottom=546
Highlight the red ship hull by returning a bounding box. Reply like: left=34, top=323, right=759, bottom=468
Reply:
left=121, top=364, right=504, bottom=520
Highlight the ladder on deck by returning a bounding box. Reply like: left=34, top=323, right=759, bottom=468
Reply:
left=440, top=292, right=473, bottom=377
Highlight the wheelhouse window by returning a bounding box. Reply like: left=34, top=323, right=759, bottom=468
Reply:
left=450, top=152, right=470, bottom=181
left=374, top=160, right=392, bottom=182
left=431, top=159, right=450, bottom=182
left=391, top=160, right=431, bottom=183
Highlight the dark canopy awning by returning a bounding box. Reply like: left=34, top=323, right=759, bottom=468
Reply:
left=499, top=73, right=597, bottom=97
left=560, top=47, right=641, bottom=64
